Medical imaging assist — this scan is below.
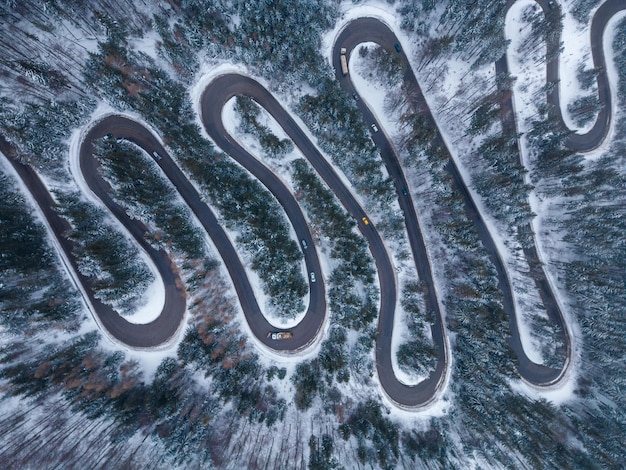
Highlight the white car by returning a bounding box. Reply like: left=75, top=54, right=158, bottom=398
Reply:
left=371, top=123, right=379, bottom=133
left=310, top=272, right=316, bottom=283
left=301, top=239, right=308, bottom=249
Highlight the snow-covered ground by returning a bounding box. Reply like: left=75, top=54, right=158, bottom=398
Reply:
left=324, top=2, right=457, bottom=413
left=21, top=0, right=613, bottom=410
left=439, top=10, right=552, bottom=363
left=187, top=55, right=447, bottom=409
left=68, top=110, right=165, bottom=326
left=225, top=91, right=419, bottom=353
left=220, top=98, right=310, bottom=327
left=349, top=46, right=434, bottom=387
left=422, top=1, right=575, bottom=377
left=559, top=0, right=598, bottom=132
left=325, top=0, right=601, bottom=405
left=558, top=0, right=626, bottom=141
left=504, top=0, right=624, bottom=392
left=8, top=4, right=623, bottom=468
left=190, top=65, right=384, bottom=347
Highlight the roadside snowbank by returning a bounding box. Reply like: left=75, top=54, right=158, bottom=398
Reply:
left=68, top=106, right=165, bottom=325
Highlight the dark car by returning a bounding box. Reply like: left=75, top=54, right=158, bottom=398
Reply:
left=394, top=43, right=402, bottom=53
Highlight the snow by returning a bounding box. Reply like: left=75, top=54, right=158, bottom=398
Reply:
left=192, top=67, right=385, bottom=220
left=504, top=0, right=596, bottom=134
left=326, top=1, right=458, bottom=412
left=190, top=64, right=376, bottom=328
left=433, top=11, right=553, bottom=362
left=131, top=29, right=161, bottom=62
left=509, top=371, right=577, bottom=405
left=559, top=0, right=598, bottom=133
left=212, top=67, right=436, bottom=385
left=586, top=8, right=626, bottom=158
left=8, top=3, right=622, bottom=464
left=220, top=98, right=310, bottom=327
left=324, top=0, right=604, bottom=406
left=349, top=43, right=404, bottom=145
left=559, top=2, right=626, bottom=144
left=18, top=0, right=613, bottom=414
left=229, top=12, right=242, bottom=30
left=408, top=0, right=570, bottom=371
left=322, top=3, right=404, bottom=71
left=122, top=276, right=166, bottom=325
left=503, top=1, right=623, bottom=387
left=58, top=19, right=100, bottom=55
left=0, top=150, right=98, bottom=327
left=349, top=47, right=435, bottom=387
left=67, top=108, right=165, bottom=326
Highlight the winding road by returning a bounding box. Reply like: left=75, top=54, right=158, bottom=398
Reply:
left=0, top=130, right=186, bottom=348
left=1, top=0, right=622, bottom=407
left=201, top=74, right=448, bottom=407
left=84, top=115, right=330, bottom=352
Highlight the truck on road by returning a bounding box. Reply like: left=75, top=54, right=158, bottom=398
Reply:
left=340, top=47, right=349, bottom=76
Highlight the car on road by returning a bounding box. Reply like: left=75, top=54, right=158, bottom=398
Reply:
left=268, top=331, right=293, bottom=340
left=371, top=123, right=379, bottom=133
left=394, top=43, right=402, bottom=53
left=548, top=1, right=555, bottom=8
left=362, top=216, right=369, bottom=225
left=402, top=187, right=408, bottom=196
left=310, top=272, right=316, bottom=283
left=301, top=239, right=308, bottom=249
left=353, top=93, right=359, bottom=101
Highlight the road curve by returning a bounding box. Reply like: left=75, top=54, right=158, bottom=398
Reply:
left=0, top=130, right=186, bottom=348
left=2, top=113, right=327, bottom=351
left=200, top=74, right=447, bottom=408
left=334, top=14, right=576, bottom=386
left=333, top=25, right=450, bottom=405
left=498, top=0, right=624, bottom=379
left=499, top=0, right=626, bottom=151
left=83, top=116, right=328, bottom=352
left=2, top=0, right=620, bottom=405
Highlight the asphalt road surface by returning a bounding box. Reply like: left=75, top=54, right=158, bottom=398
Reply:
left=499, top=0, right=626, bottom=151
left=1, top=0, right=622, bottom=406
left=342, top=0, right=622, bottom=389
left=334, top=3, right=592, bottom=391
left=333, top=22, right=450, bottom=407
left=201, top=74, right=448, bottom=407
left=84, top=116, right=327, bottom=352
left=1, top=129, right=186, bottom=348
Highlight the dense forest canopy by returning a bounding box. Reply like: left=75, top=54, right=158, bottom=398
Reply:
left=0, top=0, right=624, bottom=468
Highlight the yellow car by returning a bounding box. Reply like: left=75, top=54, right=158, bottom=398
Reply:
left=362, top=217, right=369, bottom=225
